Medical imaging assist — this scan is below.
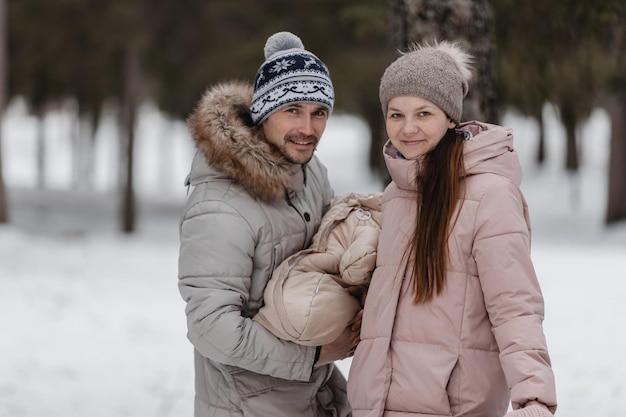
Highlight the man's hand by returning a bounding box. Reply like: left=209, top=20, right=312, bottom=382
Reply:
left=346, top=285, right=368, bottom=307
left=345, top=285, right=366, bottom=351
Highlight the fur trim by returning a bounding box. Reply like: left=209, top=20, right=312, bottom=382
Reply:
left=414, top=40, right=473, bottom=83
left=187, top=81, right=292, bottom=202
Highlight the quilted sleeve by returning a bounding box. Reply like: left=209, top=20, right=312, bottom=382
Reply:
left=472, top=181, right=557, bottom=412
left=340, top=207, right=381, bottom=286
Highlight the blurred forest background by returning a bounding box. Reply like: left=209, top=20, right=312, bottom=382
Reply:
left=0, top=0, right=625, bottom=232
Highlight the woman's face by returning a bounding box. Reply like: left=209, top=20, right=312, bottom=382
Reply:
left=385, top=96, right=456, bottom=159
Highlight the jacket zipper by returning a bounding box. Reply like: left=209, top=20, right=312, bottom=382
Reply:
left=284, top=190, right=310, bottom=250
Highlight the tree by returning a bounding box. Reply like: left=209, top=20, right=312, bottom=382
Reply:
left=14, top=0, right=623, bottom=228
left=118, top=44, right=141, bottom=233
left=604, top=95, right=626, bottom=224
left=492, top=0, right=553, bottom=165
left=5, top=0, right=392, bottom=231
left=539, top=1, right=624, bottom=212
left=106, top=0, right=149, bottom=233
left=603, top=4, right=626, bottom=224
left=7, top=0, right=57, bottom=189
left=388, top=0, right=498, bottom=124
left=145, top=0, right=390, bottom=179
left=493, top=0, right=622, bottom=177
left=0, top=0, right=7, bottom=223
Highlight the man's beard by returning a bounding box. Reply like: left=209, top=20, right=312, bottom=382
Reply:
left=279, top=133, right=319, bottom=165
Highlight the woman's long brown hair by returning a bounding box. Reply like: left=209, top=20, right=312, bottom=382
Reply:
left=409, top=128, right=465, bottom=303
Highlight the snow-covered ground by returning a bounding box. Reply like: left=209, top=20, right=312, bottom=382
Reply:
left=0, top=100, right=624, bottom=417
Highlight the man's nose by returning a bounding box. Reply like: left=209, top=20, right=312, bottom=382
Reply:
left=297, top=115, right=315, bottom=136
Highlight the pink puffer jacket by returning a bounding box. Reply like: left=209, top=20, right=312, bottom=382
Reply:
left=347, top=121, right=557, bottom=417
left=254, top=193, right=382, bottom=346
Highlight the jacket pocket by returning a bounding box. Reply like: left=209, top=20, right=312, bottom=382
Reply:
left=387, top=342, right=457, bottom=415
left=228, top=367, right=310, bottom=396
left=223, top=366, right=322, bottom=417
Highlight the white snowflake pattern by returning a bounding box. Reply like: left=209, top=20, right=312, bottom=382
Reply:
left=303, top=57, right=317, bottom=68
left=255, top=73, right=265, bottom=87
left=270, top=59, right=296, bottom=73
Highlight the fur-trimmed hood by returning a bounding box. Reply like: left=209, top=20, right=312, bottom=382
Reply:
left=186, top=81, right=294, bottom=202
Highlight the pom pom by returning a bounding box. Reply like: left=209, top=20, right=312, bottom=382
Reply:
left=264, top=31, right=304, bottom=59
left=433, top=40, right=473, bottom=83
left=411, top=40, right=473, bottom=83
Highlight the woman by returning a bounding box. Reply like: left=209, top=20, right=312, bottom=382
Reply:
left=347, top=41, right=557, bottom=417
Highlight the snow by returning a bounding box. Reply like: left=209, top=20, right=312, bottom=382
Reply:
left=1, top=100, right=624, bottom=417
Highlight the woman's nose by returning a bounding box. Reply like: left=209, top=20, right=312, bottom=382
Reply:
left=402, top=118, right=418, bottom=134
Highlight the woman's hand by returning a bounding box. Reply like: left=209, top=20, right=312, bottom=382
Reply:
left=503, top=402, right=553, bottom=417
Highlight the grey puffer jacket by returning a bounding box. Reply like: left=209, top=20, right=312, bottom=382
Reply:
left=178, top=81, right=350, bottom=417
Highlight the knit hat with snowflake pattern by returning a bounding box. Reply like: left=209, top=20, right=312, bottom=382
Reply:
left=250, top=31, right=334, bottom=125
left=379, top=40, right=473, bottom=124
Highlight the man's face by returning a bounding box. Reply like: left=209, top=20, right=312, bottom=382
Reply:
left=262, top=103, right=330, bottom=165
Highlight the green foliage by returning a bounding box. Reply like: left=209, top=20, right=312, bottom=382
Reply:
left=10, top=0, right=623, bottom=139
left=8, top=0, right=143, bottom=117
left=5, top=0, right=390, bottom=133
left=492, top=0, right=626, bottom=121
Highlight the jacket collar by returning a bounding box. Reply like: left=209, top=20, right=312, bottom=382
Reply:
left=383, top=121, right=522, bottom=191
left=187, top=81, right=299, bottom=202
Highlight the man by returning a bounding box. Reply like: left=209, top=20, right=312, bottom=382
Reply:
left=178, top=31, right=357, bottom=417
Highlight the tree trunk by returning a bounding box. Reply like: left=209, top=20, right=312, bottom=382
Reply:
left=387, top=0, right=498, bottom=123
left=364, top=101, right=391, bottom=185
left=555, top=98, right=581, bottom=208
left=535, top=107, right=546, bottom=166
left=603, top=4, right=626, bottom=225
left=559, top=100, right=580, bottom=172
left=564, top=124, right=579, bottom=172
left=73, top=112, right=96, bottom=190
left=36, top=109, right=46, bottom=189
left=603, top=95, right=626, bottom=224
left=0, top=0, right=7, bottom=223
left=70, top=103, right=81, bottom=189
left=120, top=44, right=141, bottom=233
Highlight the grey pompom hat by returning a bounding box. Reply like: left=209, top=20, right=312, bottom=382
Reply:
left=379, top=41, right=473, bottom=124
left=250, top=32, right=334, bottom=125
